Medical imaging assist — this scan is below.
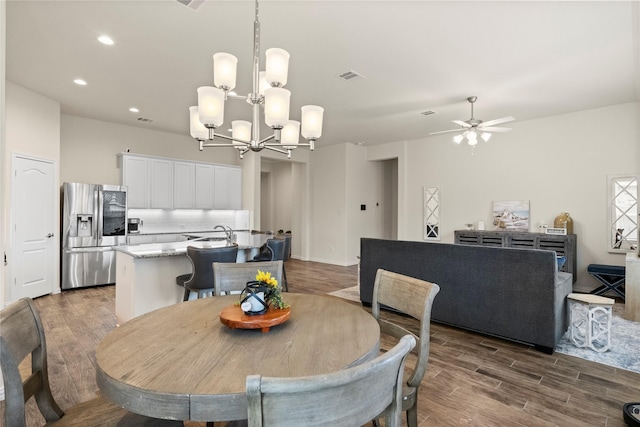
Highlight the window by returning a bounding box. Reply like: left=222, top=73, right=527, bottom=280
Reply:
left=607, top=175, right=638, bottom=252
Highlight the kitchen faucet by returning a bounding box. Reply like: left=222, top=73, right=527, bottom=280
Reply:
left=213, top=225, right=234, bottom=243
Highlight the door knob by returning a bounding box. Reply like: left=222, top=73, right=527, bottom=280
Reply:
left=47, top=233, right=54, bottom=238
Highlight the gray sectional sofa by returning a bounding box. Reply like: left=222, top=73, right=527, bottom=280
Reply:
left=359, top=238, right=573, bottom=353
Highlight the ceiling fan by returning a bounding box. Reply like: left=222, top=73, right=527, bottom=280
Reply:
left=430, top=96, right=515, bottom=146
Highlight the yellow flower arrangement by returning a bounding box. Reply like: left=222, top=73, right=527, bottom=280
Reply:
left=255, top=270, right=288, bottom=309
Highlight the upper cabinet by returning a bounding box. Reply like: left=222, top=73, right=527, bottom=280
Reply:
left=149, top=158, right=173, bottom=209
left=119, top=154, right=241, bottom=210
left=122, top=156, right=149, bottom=208
left=174, top=161, right=195, bottom=209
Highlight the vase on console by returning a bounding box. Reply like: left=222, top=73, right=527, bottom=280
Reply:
left=554, top=212, right=574, bottom=234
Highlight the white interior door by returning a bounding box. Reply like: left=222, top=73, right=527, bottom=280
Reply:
left=11, top=154, right=56, bottom=300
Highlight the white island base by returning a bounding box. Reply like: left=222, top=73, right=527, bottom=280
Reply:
left=115, top=251, right=189, bottom=325
left=114, top=234, right=268, bottom=324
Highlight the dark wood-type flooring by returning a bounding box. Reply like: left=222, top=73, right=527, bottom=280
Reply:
left=4, top=259, right=639, bottom=426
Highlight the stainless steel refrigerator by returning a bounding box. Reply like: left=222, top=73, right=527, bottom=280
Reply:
left=61, top=182, right=127, bottom=289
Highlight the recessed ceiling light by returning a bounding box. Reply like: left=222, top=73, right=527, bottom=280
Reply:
left=73, top=79, right=87, bottom=86
left=98, top=35, right=114, bottom=45
left=129, top=107, right=139, bottom=113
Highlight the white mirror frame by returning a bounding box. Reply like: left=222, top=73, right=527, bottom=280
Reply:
left=606, top=174, right=638, bottom=253
left=423, top=186, right=440, bottom=240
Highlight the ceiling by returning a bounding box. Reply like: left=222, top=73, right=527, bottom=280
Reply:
left=6, top=1, right=640, bottom=148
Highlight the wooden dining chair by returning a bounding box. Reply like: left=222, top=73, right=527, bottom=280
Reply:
left=246, top=334, right=416, bottom=427
left=0, top=297, right=183, bottom=427
left=176, top=245, right=238, bottom=301
left=251, top=238, right=288, bottom=291
left=213, top=260, right=283, bottom=296
left=371, top=269, right=440, bottom=427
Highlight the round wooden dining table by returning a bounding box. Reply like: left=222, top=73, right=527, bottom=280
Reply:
left=96, top=293, right=380, bottom=422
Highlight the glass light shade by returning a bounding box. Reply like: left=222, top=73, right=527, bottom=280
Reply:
left=466, top=130, right=477, bottom=141
left=301, top=105, right=324, bottom=140
left=264, top=88, right=291, bottom=128
left=213, top=53, right=238, bottom=90
left=197, top=86, right=225, bottom=127
left=189, top=106, right=208, bottom=140
left=232, top=120, right=252, bottom=143
left=453, top=134, right=464, bottom=144
left=281, top=120, right=300, bottom=148
left=258, top=71, right=268, bottom=96
left=468, top=138, right=478, bottom=146
left=265, top=48, right=290, bottom=87
left=481, top=132, right=492, bottom=142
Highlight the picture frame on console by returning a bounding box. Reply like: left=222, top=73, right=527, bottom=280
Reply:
left=492, top=200, right=530, bottom=231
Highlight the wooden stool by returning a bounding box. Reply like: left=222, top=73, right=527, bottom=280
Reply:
left=567, top=293, right=614, bottom=352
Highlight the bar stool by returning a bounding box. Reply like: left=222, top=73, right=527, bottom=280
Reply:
left=567, top=293, right=614, bottom=352
left=176, top=245, right=238, bottom=301
left=587, top=264, right=625, bottom=300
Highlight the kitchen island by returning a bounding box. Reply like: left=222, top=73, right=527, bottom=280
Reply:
left=114, top=231, right=272, bottom=324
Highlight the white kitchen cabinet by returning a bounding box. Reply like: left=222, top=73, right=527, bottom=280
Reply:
left=149, top=158, right=173, bottom=209
left=214, top=166, right=230, bottom=209
left=173, top=161, right=195, bottom=208
left=195, top=163, right=215, bottom=209
left=229, top=167, right=242, bottom=209
left=121, top=156, right=149, bottom=208
left=120, top=153, right=241, bottom=210
left=127, top=234, right=155, bottom=245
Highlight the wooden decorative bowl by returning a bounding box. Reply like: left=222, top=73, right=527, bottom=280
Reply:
left=219, top=305, right=291, bottom=333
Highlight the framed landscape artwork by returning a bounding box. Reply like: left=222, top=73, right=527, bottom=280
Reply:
left=493, top=200, right=530, bottom=231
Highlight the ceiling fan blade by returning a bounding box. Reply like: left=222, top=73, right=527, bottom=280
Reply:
left=452, top=120, right=472, bottom=128
left=479, top=126, right=511, bottom=133
left=479, top=116, right=515, bottom=127
left=429, top=128, right=465, bottom=135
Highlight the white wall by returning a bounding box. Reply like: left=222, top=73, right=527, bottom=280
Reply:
left=310, top=143, right=347, bottom=264
left=4, top=82, right=61, bottom=303
left=61, top=114, right=241, bottom=185
left=345, top=144, right=387, bottom=264
left=404, top=102, right=639, bottom=291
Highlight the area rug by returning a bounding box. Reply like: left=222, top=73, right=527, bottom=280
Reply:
left=555, top=310, right=640, bottom=373
left=327, top=285, right=361, bottom=303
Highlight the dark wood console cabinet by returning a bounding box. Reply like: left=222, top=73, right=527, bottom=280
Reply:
left=454, top=230, right=577, bottom=282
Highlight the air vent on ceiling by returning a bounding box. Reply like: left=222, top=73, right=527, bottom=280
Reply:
left=137, top=117, right=154, bottom=123
left=176, top=0, right=206, bottom=11
left=421, top=110, right=437, bottom=116
left=337, top=70, right=365, bottom=81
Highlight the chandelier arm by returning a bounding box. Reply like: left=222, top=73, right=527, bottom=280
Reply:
left=202, top=133, right=250, bottom=147
left=259, top=134, right=277, bottom=145
left=263, top=145, right=291, bottom=156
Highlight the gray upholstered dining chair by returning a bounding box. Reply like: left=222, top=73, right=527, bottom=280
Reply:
left=0, top=297, right=183, bottom=427
left=372, top=269, right=440, bottom=427
left=213, top=260, right=283, bottom=296
left=246, top=334, right=416, bottom=427
left=176, top=245, right=238, bottom=301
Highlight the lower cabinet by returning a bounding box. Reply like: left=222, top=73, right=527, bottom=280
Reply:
left=127, top=234, right=187, bottom=245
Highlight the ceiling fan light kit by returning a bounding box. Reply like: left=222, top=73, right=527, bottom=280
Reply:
left=189, top=0, right=323, bottom=159
left=431, top=96, right=514, bottom=149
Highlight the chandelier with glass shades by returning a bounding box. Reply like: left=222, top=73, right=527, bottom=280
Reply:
left=189, top=0, right=324, bottom=159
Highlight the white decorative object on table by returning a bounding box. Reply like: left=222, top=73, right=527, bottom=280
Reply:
left=567, top=293, right=614, bottom=352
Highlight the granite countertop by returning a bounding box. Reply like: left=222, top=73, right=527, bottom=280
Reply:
left=116, top=230, right=272, bottom=259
